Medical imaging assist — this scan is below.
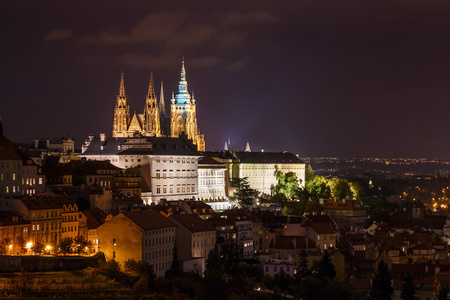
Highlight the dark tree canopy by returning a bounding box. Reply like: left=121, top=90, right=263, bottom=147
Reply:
left=318, top=250, right=336, bottom=280
left=371, top=260, right=393, bottom=300
left=229, top=177, right=254, bottom=206
left=400, top=273, right=415, bottom=300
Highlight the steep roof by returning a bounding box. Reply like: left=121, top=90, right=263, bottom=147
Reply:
left=170, top=214, right=216, bottom=233
left=233, top=151, right=303, bottom=164
left=270, top=236, right=316, bottom=250
left=198, top=155, right=225, bottom=165
left=321, top=199, right=367, bottom=211
left=122, top=210, right=176, bottom=231
left=82, top=136, right=200, bottom=157
left=21, top=196, right=74, bottom=210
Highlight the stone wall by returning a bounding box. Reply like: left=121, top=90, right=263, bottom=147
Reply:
left=0, top=252, right=105, bottom=272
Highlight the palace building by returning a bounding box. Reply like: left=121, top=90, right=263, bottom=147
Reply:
left=112, top=60, right=205, bottom=151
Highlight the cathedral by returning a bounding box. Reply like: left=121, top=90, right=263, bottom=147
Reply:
left=112, top=60, right=205, bottom=151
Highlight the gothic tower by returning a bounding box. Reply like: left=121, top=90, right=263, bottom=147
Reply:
left=142, top=73, right=161, bottom=137
left=112, top=72, right=130, bottom=137
left=159, top=80, right=169, bottom=136
left=170, top=59, right=205, bottom=151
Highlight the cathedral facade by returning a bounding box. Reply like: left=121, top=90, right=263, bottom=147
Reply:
left=112, top=60, right=205, bottom=151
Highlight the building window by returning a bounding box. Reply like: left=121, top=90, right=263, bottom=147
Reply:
left=156, top=170, right=160, bottom=179
left=156, top=186, right=161, bottom=194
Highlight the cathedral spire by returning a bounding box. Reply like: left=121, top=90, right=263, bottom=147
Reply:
left=181, top=57, right=186, bottom=81
left=113, top=72, right=130, bottom=137
left=147, top=72, right=156, bottom=99
left=119, top=71, right=126, bottom=96
left=143, top=72, right=161, bottom=137
left=159, top=81, right=165, bottom=117
left=175, top=58, right=191, bottom=104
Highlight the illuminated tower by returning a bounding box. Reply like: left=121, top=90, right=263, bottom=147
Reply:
left=159, top=80, right=168, bottom=136
left=142, top=73, right=161, bottom=137
left=112, top=72, right=130, bottom=137
left=170, top=59, right=205, bottom=151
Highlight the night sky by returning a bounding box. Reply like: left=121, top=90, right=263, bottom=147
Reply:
left=2, top=1, right=450, bottom=159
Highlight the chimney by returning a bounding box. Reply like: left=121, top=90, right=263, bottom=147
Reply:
left=45, top=139, right=50, bottom=148
left=34, top=139, right=39, bottom=148
left=100, top=133, right=106, bottom=142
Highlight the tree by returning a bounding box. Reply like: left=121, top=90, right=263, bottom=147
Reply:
left=229, top=177, right=254, bottom=206
left=73, top=235, right=91, bottom=255
left=317, top=250, right=336, bottom=280
left=59, top=237, right=73, bottom=255
left=327, top=178, right=351, bottom=200
left=349, top=181, right=364, bottom=200
left=31, top=239, right=45, bottom=255
left=400, top=273, right=415, bottom=300
left=0, top=237, right=11, bottom=255
left=295, top=255, right=311, bottom=282
left=168, top=245, right=181, bottom=276
left=273, top=170, right=301, bottom=201
left=305, top=176, right=331, bottom=199
left=438, top=285, right=449, bottom=300
left=273, top=269, right=292, bottom=293
left=206, top=248, right=223, bottom=272
left=371, top=260, right=393, bottom=300
left=305, top=164, right=314, bottom=182
left=16, top=233, right=27, bottom=255
left=434, top=277, right=449, bottom=300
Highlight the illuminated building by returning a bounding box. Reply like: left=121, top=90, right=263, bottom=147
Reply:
left=209, top=150, right=306, bottom=196
left=0, top=135, right=45, bottom=196
left=169, top=214, right=216, bottom=275
left=231, top=151, right=305, bottom=195
left=61, top=202, right=80, bottom=240
left=0, top=211, right=30, bottom=255
left=80, top=135, right=201, bottom=204
left=0, top=197, right=64, bottom=246
left=97, top=210, right=176, bottom=277
left=111, top=60, right=205, bottom=151
left=170, top=59, right=205, bottom=151
left=197, top=155, right=227, bottom=201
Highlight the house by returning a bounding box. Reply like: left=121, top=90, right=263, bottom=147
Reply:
left=98, top=210, right=176, bottom=277
left=169, top=214, right=216, bottom=275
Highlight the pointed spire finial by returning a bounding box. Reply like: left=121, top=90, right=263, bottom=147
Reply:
left=181, top=57, right=186, bottom=81
left=245, top=141, right=251, bottom=152
left=147, top=72, right=156, bottom=98
left=159, top=80, right=165, bottom=116
left=119, top=72, right=126, bottom=96
left=224, top=141, right=228, bottom=151
left=171, top=91, right=175, bottom=104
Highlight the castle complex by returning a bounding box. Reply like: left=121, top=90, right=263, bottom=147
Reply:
left=112, top=60, right=205, bottom=151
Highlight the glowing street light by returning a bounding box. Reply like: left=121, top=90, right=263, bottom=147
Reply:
left=26, top=242, right=32, bottom=249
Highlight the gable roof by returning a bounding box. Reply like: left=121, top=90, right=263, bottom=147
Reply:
left=170, top=214, right=216, bottom=233
left=233, top=151, right=303, bottom=164
left=122, top=210, right=176, bottom=231
left=82, top=136, right=200, bottom=157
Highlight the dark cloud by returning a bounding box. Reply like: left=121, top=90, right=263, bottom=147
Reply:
left=3, top=1, right=450, bottom=159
